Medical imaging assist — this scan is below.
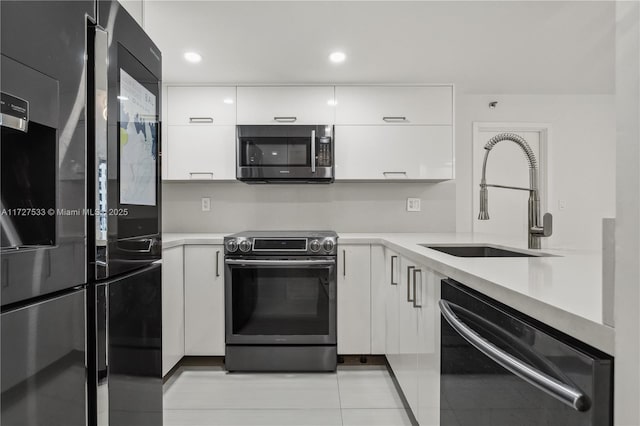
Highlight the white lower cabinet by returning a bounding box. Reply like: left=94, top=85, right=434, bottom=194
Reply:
left=337, top=244, right=371, bottom=354
left=417, top=266, right=444, bottom=426
left=384, top=248, right=402, bottom=372
left=370, top=245, right=387, bottom=354
left=184, top=245, right=225, bottom=355
left=380, top=246, right=443, bottom=425
left=396, top=257, right=420, bottom=416
left=162, top=246, right=184, bottom=376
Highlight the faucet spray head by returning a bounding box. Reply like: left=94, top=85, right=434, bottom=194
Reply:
left=478, top=185, right=490, bottom=220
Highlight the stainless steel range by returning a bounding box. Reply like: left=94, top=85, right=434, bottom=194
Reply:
left=224, top=231, right=338, bottom=371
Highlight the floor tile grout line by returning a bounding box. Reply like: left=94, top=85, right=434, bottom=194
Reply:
left=335, top=371, right=344, bottom=426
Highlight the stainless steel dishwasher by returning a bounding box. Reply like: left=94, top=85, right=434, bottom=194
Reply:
left=440, top=279, right=612, bottom=426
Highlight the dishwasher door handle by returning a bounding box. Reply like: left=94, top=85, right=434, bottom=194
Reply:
left=438, top=300, right=590, bottom=412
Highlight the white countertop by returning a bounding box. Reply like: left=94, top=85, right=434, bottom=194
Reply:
left=162, top=232, right=614, bottom=355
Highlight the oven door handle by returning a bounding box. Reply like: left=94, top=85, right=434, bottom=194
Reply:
left=225, top=259, right=336, bottom=266
left=439, top=300, right=590, bottom=412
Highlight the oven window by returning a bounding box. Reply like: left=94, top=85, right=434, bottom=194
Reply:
left=231, top=267, right=330, bottom=335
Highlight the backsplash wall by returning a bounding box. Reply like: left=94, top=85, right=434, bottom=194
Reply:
left=162, top=181, right=456, bottom=233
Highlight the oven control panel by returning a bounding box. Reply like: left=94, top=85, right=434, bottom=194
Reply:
left=225, top=232, right=338, bottom=256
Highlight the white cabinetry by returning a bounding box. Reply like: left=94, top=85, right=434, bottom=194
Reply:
left=396, top=257, right=420, bottom=416
left=380, top=247, right=443, bottom=425
left=162, top=246, right=184, bottom=376
left=417, top=266, right=444, bottom=426
left=334, top=85, right=454, bottom=182
left=236, top=86, right=335, bottom=124
left=370, top=245, right=387, bottom=354
left=165, top=86, right=236, bottom=180
left=184, top=245, right=225, bottom=356
left=335, top=126, right=453, bottom=181
left=337, top=244, right=371, bottom=354
left=335, top=86, right=452, bottom=125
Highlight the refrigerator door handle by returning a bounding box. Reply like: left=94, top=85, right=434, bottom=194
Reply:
left=96, top=284, right=109, bottom=426
left=94, top=27, right=109, bottom=279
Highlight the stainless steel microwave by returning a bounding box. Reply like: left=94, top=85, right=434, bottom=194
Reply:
left=236, top=125, right=334, bottom=183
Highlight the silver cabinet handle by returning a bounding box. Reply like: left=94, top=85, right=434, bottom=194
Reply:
left=343, top=250, right=346, bottom=276
left=189, top=172, right=214, bottom=179
left=225, top=259, right=335, bottom=266
left=274, top=116, right=297, bottom=122
left=390, top=255, right=398, bottom=285
left=189, top=117, right=213, bottom=123
left=215, top=250, right=220, bottom=277
left=383, top=172, right=408, bottom=178
left=407, top=266, right=415, bottom=302
left=383, top=116, right=407, bottom=122
left=412, top=269, right=422, bottom=308
left=311, top=129, right=316, bottom=173
left=439, top=300, right=590, bottom=412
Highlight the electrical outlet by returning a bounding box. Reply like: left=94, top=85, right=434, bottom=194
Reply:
left=201, top=197, right=211, bottom=212
left=558, top=199, right=566, bottom=210
left=407, top=198, right=421, bottom=212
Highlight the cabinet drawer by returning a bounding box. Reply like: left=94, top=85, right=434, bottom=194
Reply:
left=335, top=86, right=452, bottom=125
left=166, top=125, right=236, bottom=180
left=334, top=125, right=453, bottom=181
left=237, top=86, right=335, bottom=124
left=168, top=86, right=236, bottom=125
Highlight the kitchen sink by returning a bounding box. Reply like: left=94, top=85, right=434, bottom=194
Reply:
left=421, top=245, right=550, bottom=258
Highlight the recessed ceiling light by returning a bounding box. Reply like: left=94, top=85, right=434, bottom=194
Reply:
left=327, top=99, right=337, bottom=106
left=329, top=51, right=346, bottom=64
left=184, top=51, right=202, bottom=63
left=223, top=98, right=234, bottom=105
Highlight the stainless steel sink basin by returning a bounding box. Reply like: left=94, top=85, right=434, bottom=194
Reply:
left=421, top=245, right=550, bottom=258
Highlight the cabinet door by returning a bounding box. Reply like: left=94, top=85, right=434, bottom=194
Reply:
left=417, top=267, right=444, bottom=426
left=167, top=86, right=236, bottom=126
left=162, top=246, right=184, bottom=376
left=384, top=248, right=401, bottom=372
left=166, top=125, right=236, bottom=180
left=334, top=125, right=453, bottom=181
left=335, top=86, right=453, bottom=125
left=237, top=86, right=335, bottom=124
left=370, top=245, right=387, bottom=354
left=396, top=257, right=419, bottom=416
left=184, top=245, right=225, bottom=356
left=337, top=244, right=371, bottom=354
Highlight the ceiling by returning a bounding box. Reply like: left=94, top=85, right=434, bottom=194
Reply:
left=144, top=1, right=615, bottom=94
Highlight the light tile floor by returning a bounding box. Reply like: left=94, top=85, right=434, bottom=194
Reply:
left=163, top=364, right=412, bottom=426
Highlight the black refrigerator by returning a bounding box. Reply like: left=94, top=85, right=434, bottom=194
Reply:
left=1, top=2, right=163, bottom=425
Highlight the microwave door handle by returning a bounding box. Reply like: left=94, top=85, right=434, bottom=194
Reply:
left=438, top=300, right=590, bottom=412
left=311, top=129, right=316, bottom=173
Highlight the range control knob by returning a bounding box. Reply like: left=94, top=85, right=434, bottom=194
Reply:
left=225, top=239, right=238, bottom=252
left=322, top=239, right=335, bottom=252
left=309, top=239, right=321, bottom=252
left=239, top=239, right=252, bottom=253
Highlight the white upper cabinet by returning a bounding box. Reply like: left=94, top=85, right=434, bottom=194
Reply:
left=335, top=86, right=453, bottom=125
left=165, top=86, right=237, bottom=181
left=335, top=125, right=453, bottom=181
left=166, top=126, right=236, bottom=180
left=236, top=86, right=335, bottom=124
left=168, top=86, right=236, bottom=126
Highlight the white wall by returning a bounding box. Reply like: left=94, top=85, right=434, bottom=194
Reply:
left=614, top=1, right=640, bottom=424
left=456, top=94, right=616, bottom=249
left=118, top=0, right=144, bottom=28
left=162, top=181, right=456, bottom=233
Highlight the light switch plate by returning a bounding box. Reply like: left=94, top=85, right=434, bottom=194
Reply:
left=201, top=197, right=211, bottom=212
left=407, top=198, right=421, bottom=212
